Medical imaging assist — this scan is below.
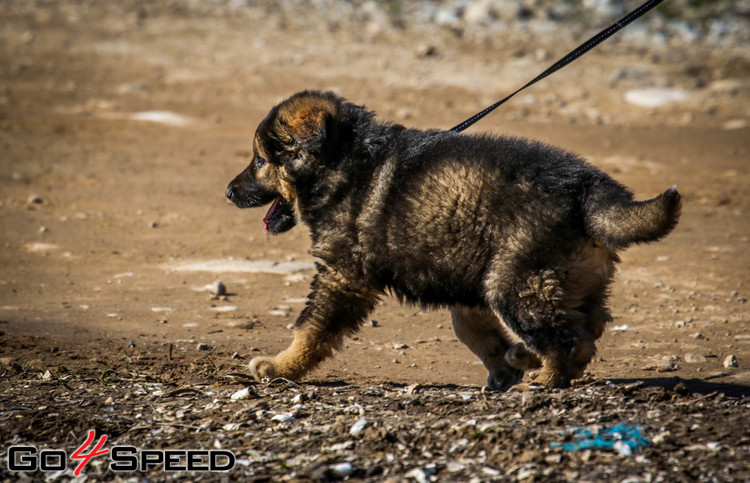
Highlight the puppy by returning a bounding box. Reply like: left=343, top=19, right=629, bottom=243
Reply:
left=226, top=91, right=680, bottom=390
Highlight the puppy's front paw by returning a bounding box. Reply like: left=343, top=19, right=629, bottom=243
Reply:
left=249, top=356, right=278, bottom=381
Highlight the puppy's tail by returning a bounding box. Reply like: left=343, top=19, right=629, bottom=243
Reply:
left=585, top=185, right=681, bottom=248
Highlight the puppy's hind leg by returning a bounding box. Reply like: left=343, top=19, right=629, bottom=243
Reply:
left=450, top=305, right=523, bottom=391
left=486, top=269, right=596, bottom=389
left=251, top=267, right=381, bottom=382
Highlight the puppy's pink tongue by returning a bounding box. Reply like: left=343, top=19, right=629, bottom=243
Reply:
left=263, top=197, right=281, bottom=232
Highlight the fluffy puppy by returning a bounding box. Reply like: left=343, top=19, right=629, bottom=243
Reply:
left=226, top=91, right=680, bottom=390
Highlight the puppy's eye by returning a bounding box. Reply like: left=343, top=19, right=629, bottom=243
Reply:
left=256, top=157, right=267, bottom=168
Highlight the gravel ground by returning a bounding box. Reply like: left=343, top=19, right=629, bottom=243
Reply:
left=1, top=1, right=749, bottom=481
left=1, top=354, right=749, bottom=481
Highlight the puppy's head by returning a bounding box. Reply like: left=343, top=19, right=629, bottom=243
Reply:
left=226, top=91, right=340, bottom=234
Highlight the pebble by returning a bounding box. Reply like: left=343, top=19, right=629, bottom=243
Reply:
left=349, top=416, right=368, bottom=436
left=230, top=388, right=252, bottom=401
left=271, top=412, right=295, bottom=424
left=330, top=462, right=353, bottom=478
left=197, top=343, right=211, bottom=351
left=405, top=467, right=429, bottom=483
left=209, top=280, right=227, bottom=296
left=393, top=342, right=408, bottom=349
left=328, top=441, right=354, bottom=452
left=723, top=354, right=738, bottom=368
left=684, top=353, right=706, bottom=363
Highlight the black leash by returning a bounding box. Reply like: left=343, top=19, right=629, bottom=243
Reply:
left=450, top=0, right=666, bottom=132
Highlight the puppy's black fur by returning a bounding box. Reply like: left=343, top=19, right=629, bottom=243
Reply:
left=226, top=91, right=681, bottom=390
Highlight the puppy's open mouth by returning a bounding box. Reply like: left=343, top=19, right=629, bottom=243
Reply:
left=263, top=196, right=283, bottom=232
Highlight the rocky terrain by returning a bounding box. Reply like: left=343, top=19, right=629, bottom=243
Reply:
left=1, top=0, right=749, bottom=480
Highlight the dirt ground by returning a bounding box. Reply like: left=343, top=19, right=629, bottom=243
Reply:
left=1, top=1, right=749, bottom=481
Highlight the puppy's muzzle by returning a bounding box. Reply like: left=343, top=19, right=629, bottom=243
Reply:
left=225, top=185, right=237, bottom=203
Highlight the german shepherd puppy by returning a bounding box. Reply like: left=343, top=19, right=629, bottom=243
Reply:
left=226, top=91, right=681, bottom=390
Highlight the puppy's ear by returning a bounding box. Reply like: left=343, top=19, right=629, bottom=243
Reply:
left=278, top=97, right=336, bottom=155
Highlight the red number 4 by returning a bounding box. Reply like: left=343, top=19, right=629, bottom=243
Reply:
left=70, top=430, right=109, bottom=476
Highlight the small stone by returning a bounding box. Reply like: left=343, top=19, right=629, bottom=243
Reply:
left=545, top=454, right=562, bottom=464
left=349, top=416, right=368, bottom=436
left=271, top=412, right=295, bottom=424
left=209, top=280, right=227, bottom=296
left=614, top=441, right=633, bottom=456
left=723, top=354, right=738, bottom=368
left=370, top=319, right=379, bottom=327
left=27, top=195, right=43, bottom=204
left=331, top=462, right=353, bottom=478
left=684, top=353, right=706, bottom=363
left=405, top=467, right=429, bottom=483
left=393, top=342, right=408, bottom=349
left=416, top=44, right=438, bottom=57
left=652, top=431, right=671, bottom=445
left=197, top=343, right=211, bottom=351
left=230, top=388, right=251, bottom=401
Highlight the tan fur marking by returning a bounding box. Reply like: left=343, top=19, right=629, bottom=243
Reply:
left=250, top=325, right=338, bottom=381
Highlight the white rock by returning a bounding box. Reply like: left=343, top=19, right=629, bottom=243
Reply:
left=328, top=441, right=354, bottom=452
left=271, top=412, right=295, bottom=424
left=614, top=441, right=633, bottom=457
left=405, top=467, right=429, bottom=483
left=208, top=280, right=227, bottom=296
left=483, top=466, right=501, bottom=476
left=464, top=0, right=498, bottom=25
left=331, top=462, right=353, bottom=478
left=230, top=388, right=251, bottom=401
left=684, top=353, right=706, bottom=363
left=349, top=416, right=368, bottom=436
left=723, top=354, right=739, bottom=368
left=624, top=88, right=687, bottom=108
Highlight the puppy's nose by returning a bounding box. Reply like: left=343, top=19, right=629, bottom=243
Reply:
left=225, top=185, right=234, bottom=201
